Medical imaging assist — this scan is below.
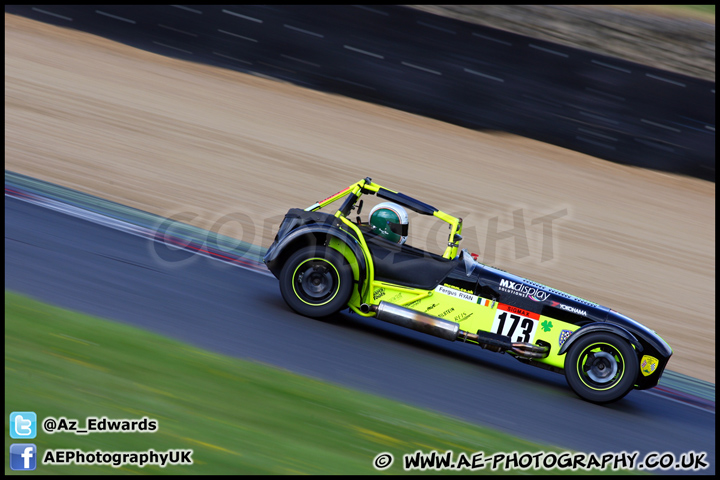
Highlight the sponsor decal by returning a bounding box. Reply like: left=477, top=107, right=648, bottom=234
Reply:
left=558, top=329, right=572, bottom=347
left=540, top=320, right=553, bottom=332
left=387, top=292, right=404, bottom=303
left=485, top=266, right=599, bottom=307
left=498, top=279, right=550, bottom=302
left=550, top=301, right=587, bottom=316
left=640, top=355, right=659, bottom=376
left=454, top=312, right=473, bottom=322
left=522, top=277, right=600, bottom=306
left=437, top=308, right=455, bottom=318
left=443, top=284, right=474, bottom=294
left=423, top=303, right=439, bottom=313
left=434, top=285, right=479, bottom=304
left=499, top=304, right=539, bottom=320
left=373, top=288, right=386, bottom=301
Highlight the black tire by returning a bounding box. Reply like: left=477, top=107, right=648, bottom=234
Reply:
left=278, top=245, right=353, bottom=318
left=564, top=332, right=639, bottom=404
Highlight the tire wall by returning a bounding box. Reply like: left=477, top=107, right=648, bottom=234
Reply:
left=6, top=5, right=715, bottom=181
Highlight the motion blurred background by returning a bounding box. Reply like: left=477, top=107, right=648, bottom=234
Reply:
left=7, top=5, right=714, bottom=180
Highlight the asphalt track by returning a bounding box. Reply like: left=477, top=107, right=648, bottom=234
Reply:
left=5, top=196, right=714, bottom=474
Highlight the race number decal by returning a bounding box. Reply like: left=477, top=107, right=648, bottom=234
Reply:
left=491, top=304, right=540, bottom=343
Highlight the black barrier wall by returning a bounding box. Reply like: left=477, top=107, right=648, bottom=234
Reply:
left=6, top=5, right=715, bottom=181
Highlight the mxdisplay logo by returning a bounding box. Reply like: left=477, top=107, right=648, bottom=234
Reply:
left=498, top=279, right=550, bottom=302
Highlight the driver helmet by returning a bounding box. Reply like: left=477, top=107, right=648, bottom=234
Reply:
left=369, top=202, right=409, bottom=244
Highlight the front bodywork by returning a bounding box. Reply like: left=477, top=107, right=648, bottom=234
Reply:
left=264, top=178, right=672, bottom=391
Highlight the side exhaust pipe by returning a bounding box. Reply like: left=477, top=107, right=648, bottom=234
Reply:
left=361, top=301, right=549, bottom=359
left=511, top=342, right=549, bottom=359
left=361, top=302, right=459, bottom=341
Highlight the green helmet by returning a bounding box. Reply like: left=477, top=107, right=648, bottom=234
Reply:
left=369, top=202, right=409, bottom=244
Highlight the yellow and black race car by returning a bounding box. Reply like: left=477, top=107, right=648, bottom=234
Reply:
left=264, top=177, right=672, bottom=404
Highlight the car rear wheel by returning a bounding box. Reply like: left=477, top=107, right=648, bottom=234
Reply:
left=564, top=332, right=638, bottom=404
left=279, top=246, right=353, bottom=318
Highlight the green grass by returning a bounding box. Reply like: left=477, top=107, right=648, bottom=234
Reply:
left=672, top=5, right=714, bottom=15
left=5, top=291, right=631, bottom=474
left=624, top=4, right=715, bottom=22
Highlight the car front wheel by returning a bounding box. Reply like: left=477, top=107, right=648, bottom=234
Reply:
left=564, top=332, right=638, bottom=404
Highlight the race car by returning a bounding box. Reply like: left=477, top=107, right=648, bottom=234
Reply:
left=263, top=177, right=672, bottom=404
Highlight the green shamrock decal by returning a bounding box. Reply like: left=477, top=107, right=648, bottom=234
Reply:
left=541, top=320, right=553, bottom=332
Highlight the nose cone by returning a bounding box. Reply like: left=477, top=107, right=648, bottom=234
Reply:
left=605, top=310, right=673, bottom=357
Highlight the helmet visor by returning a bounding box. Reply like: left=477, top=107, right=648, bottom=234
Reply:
left=388, top=221, right=408, bottom=237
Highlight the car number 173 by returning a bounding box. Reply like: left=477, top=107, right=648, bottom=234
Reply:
left=491, top=306, right=539, bottom=343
